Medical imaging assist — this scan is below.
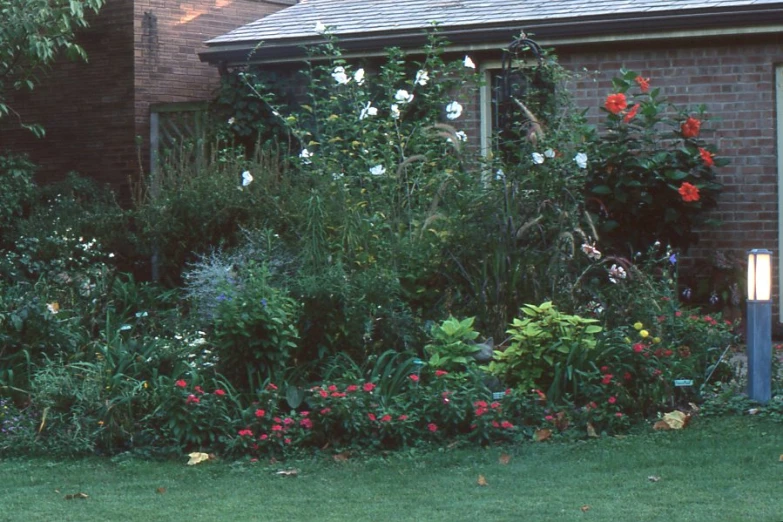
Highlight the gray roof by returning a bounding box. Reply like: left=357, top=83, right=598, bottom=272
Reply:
left=207, top=0, right=783, bottom=45
left=200, top=0, right=783, bottom=64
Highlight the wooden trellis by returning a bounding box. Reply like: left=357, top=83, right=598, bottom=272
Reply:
left=149, top=101, right=210, bottom=175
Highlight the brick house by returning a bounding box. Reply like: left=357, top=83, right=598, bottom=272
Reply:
left=0, top=0, right=296, bottom=188
left=199, top=0, right=783, bottom=317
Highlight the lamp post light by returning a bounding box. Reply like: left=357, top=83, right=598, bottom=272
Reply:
left=747, top=249, right=773, bottom=404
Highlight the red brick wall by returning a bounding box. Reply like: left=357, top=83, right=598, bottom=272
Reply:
left=0, top=0, right=136, bottom=186
left=554, top=34, right=782, bottom=283
left=133, top=0, right=289, bottom=178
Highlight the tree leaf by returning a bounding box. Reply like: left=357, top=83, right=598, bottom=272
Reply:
left=477, top=474, right=488, bottom=486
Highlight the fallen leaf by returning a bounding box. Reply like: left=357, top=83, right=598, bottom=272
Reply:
left=581, top=505, right=591, bottom=512
left=269, top=457, right=278, bottom=465
left=586, top=422, right=598, bottom=438
left=333, top=451, right=350, bottom=462
left=156, top=487, right=167, bottom=494
left=653, top=420, right=671, bottom=431
left=648, top=475, right=661, bottom=482
left=187, top=452, right=210, bottom=466
left=535, top=428, right=552, bottom=442
left=275, top=469, right=298, bottom=477
left=661, top=410, right=690, bottom=430
left=779, top=454, right=783, bottom=462
left=447, top=441, right=460, bottom=450
left=54, top=489, right=61, bottom=494
left=477, top=474, right=488, bottom=486
left=498, top=453, right=511, bottom=465
left=64, top=492, right=89, bottom=500
left=748, top=408, right=759, bottom=415
left=688, top=402, right=700, bottom=412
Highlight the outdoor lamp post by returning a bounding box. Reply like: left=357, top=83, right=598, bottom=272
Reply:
left=747, top=249, right=772, bottom=404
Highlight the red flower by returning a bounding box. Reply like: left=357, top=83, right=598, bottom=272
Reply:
left=327, top=384, right=338, bottom=392
left=589, top=402, right=598, bottom=409
left=435, top=370, right=448, bottom=377
left=624, top=372, right=632, bottom=381
left=284, top=438, right=291, bottom=445
left=255, top=409, right=266, bottom=418
left=608, top=396, right=617, bottom=404
left=260, top=434, right=268, bottom=440
left=214, top=389, right=226, bottom=396
left=266, top=383, right=278, bottom=391
left=194, top=385, right=204, bottom=395
left=501, top=420, right=514, bottom=429
left=380, top=414, right=392, bottom=422
left=505, top=388, right=512, bottom=395
left=300, top=418, right=313, bottom=429
left=623, top=104, right=639, bottom=123
left=604, top=93, right=628, bottom=114
left=675, top=311, right=682, bottom=317
left=663, top=349, right=673, bottom=357
left=345, top=385, right=358, bottom=393
left=174, top=379, right=187, bottom=388
left=615, top=412, right=624, bottom=418
left=601, top=374, right=613, bottom=385
left=301, top=411, right=309, bottom=417
left=273, top=417, right=282, bottom=423
left=490, top=401, right=501, bottom=409
left=678, top=182, right=700, bottom=202
left=492, top=421, right=500, bottom=428
left=699, top=147, right=715, bottom=167
left=409, top=374, right=419, bottom=383
left=545, top=415, right=555, bottom=422
left=319, top=389, right=328, bottom=398
left=331, top=392, right=346, bottom=398
left=635, top=75, right=650, bottom=93
left=474, top=407, right=487, bottom=417
left=185, top=394, right=200, bottom=405
left=320, top=407, right=331, bottom=415
left=427, top=423, right=438, bottom=433
left=283, top=417, right=294, bottom=426
left=363, top=382, right=376, bottom=392
left=398, top=414, right=408, bottom=421
left=272, top=425, right=283, bottom=432
left=368, top=413, right=376, bottom=421
left=681, top=116, right=701, bottom=139
left=532, top=389, right=546, bottom=400
left=633, top=343, right=644, bottom=353
left=600, top=366, right=608, bottom=372
left=238, top=429, right=253, bottom=437
left=473, top=400, right=488, bottom=408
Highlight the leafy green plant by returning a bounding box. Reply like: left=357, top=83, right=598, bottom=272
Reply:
left=487, top=302, right=602, bottom=397
left=424, top=316, right=480, bottom=372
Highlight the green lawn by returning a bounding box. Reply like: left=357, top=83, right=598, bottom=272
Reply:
left=1, top=417, right=781, bottom=522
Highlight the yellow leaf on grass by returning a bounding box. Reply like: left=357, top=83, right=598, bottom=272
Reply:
left=648, top=475, right=661, bottom=482
left=779, top=454, right=783, bottom=462
left=156, top=487, right=167, bottom=494
left=275, top=469, right=299, bottom=477
left=535, top=428, right=552, bottom=442
left=653, top=420, right=671, bottom=431
left=187, top=452, right=210, bottom=466
left=477, top=474, right=488, bottom=486
left=498, top=453, right=511, bottom=465
left=333, top=451, right=351, bottom=462
left=586, top=422, right=598, bottom=438
left=661, top=410, right=690, bottom=430
left=64, top=492, right=89, bottom=500
left=581, top=505, right=591, bottom=512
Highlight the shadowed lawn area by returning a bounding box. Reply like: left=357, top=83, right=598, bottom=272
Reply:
left=1, top=417, right=781, bottom=522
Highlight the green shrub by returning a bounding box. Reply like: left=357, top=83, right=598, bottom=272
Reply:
left=424, top=316, right=481, bottom=372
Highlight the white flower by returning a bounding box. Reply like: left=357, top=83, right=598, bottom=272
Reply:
left=354, top=68, right=365, bottom=85
left=227, top=117, right=236, bottom=125
left=394, top=89, right=414, bottom=104
left=445, top=101, right=463, bottom=120
left=314, top=21, right=326, bottom=34
left=495, top=169, right=505, bottom=180
left=332, top=66, right=349, bottom=85
left=608, top=264, right=627, bottom=284
left=455, top=131, right=467, bottom=142
left=544, top=148, right=556, bottom=158
left=580, top=243, right=602, bottom=260
left=574, top=152, right=588, bottom=169
left=369, top=165, right=386, bottom=176
left=415, top=70, right=429, bottom=86
left=241, top=170, right=253, bottom=187
left=390, top=104, right=401, bottom=119
left=332, top=172, right=344, bottom=181
left=46, top=302, right=59, bottom=314
left=359, top=102, right=378, bottom=120
left=531, top=152, right=545, bottom=164
left=300, top=148, right=313, bottom=164
left=463, top=55, right=476, bottom=69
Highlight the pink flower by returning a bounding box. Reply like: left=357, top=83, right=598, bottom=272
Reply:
left=283, top=417, right=294, bottom=426
left=272, top=425, right=283, bottom=432
left=328, top=384, right=338, bottom=392
left=331, top=392, right=346, bottom=398
left=363, top=382, right=376, bottom=392
left=255, top=409, right=266, bottom=418
left=633, top=343, right=644, bottom=353
left=238, top=429, right=253, bottom=437
left=266, top=383, right=278, bottom=391
left=300, top=411, right=309, bottom=417
left=300, top=418, right=313, bottom=429
left=320, top=407, right=331, bottom=415
left=380, top=414, right=392, bottom=422
left=624, top=372, right=632, bottom=381
left=260, top=434, right=268, bottom=440
left=545, top=415, right=555, bottom=422
left=175, top=379, right=187, bottom=388
left=273, top=417, right=282, bottom=423
left=319, top=390, right=328, bottom=398
left=194, top=385, right=204, bottom=395
left=398, top=414, right=408, bottom=421
left=368, top=413, right=376, bottom=421
left=501, top=420, right=514, bottom=429
left=608, top=396, right=617, bottom=404
left=602, top=374, right=613, bottom=384
left=492, top=421, right=500, bottom=428
left=346, top=385, right=358, bottom=393
left=615, top=412, right=624, bottom=418
left=214, top=389, right=226, bottom=396
left=427, top=423, right=438, bottom=433
left=435, top=370, right=448, bottom=377
left=185, top=394, right=200, bottom=405
left=409, top=374, right=419, bottom=383
left=284, top=438, right=292, bottom=445
left=490, top=401, right=500, bottom=409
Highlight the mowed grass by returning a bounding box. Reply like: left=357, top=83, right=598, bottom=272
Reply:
left=1, top=417, right=781, bottom=522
